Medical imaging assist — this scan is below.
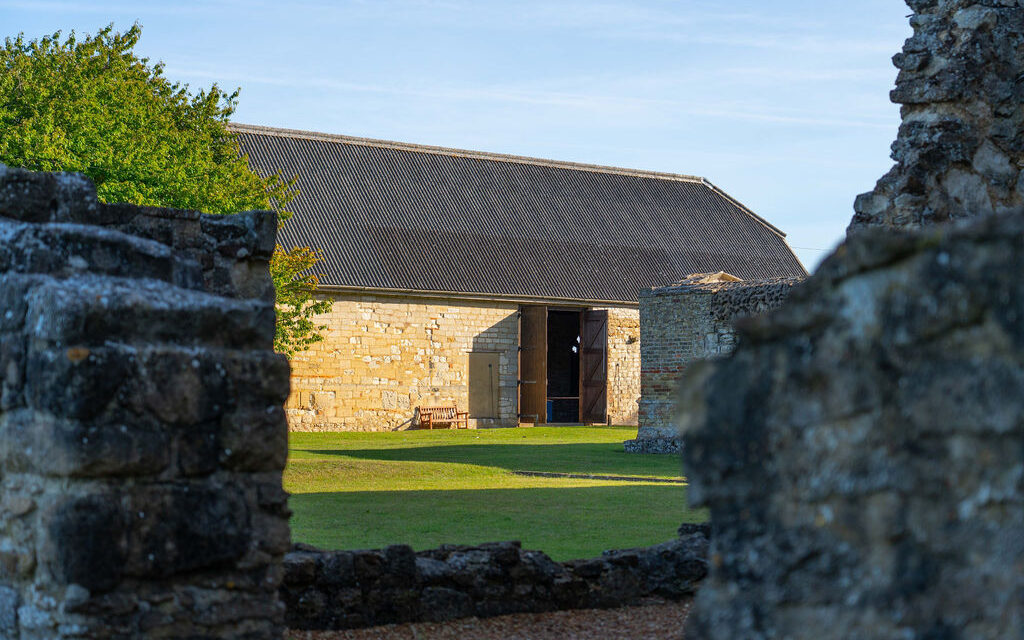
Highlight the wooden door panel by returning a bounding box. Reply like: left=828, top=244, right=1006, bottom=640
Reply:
left=519, top=305, right=547, bottom=424
left=469, top=352, right=501, bottom=418
left=580, top=309, right=607, bottom=424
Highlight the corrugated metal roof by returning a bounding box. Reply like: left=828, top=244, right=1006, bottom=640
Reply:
left=232, top=123, right=806, bottom=304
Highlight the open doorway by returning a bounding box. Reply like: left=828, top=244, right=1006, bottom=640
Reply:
left=519, top=305, right=607, bottom=424
left=547, top=310, right=580, bottom=422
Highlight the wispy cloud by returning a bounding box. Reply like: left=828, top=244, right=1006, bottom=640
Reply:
left=0, top=0, right=214, bottom=15
left=2, top=0, right=906, bottom=58
left=306, top=0, right=900, bottom=55
left=171, top=63, right=896, bottom=131
left=341, top=0, right=829, bottom=32
left=714, top=66, right=889, bottom=83
left=650, top=31, right=897, bottom=54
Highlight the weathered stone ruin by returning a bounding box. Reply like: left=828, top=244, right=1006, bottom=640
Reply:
left=0, top=166, right=290, bottom=639
left=283, top=527, right=708, bottom=630
left=626, top=273, right=801, bottom=454
left=682, top=1, right=1024, bottom=638
left=851, top=0, right=1024, bottom=229
left=683, top=216, right=1024, bottom=638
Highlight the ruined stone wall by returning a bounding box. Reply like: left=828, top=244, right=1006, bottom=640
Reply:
left=851, top=0, right=1024, bottom=230
left=682, top=1, right=1024, bottom=637
left=0, top=166, right=290, bottom=639
left=282, top=527, right=708, bottom=630
left=602, top=307, right=640, bottom=426
left=683, top=214, right=1024, bottom=640
left=286, top=293, right=519, bottom=431
left=627, top=276, right=800, bottom=454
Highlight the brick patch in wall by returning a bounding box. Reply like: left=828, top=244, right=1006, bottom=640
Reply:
left=630, top=274, right=801, bottom=453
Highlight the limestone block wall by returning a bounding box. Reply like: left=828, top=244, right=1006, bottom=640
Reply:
left=603, top=307, right=640, bottom=426
left=0, top=166, right=290, bottom=639
left=286, top=294, right=519, bottom=431
left=287, top=300, right=639, bottom=430
left=629, top=275, right=800, bottom=453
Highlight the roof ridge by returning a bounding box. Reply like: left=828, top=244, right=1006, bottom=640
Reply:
left=228, top=122, right=707, bottom=184
left=699, top=178, right=787, bottom=238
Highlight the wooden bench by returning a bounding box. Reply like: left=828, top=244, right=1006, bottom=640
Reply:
left=418, top=405, right=469, bottom=430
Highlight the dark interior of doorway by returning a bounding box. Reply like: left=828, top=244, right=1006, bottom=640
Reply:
left=547, top=310, right=580, bottom=422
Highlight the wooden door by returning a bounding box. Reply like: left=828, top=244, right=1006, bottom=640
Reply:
left=468, top=352, right=501, bottom=418
left=519, top=305, right=547, bottom=424
left=580, top=309, right=608, bottom=424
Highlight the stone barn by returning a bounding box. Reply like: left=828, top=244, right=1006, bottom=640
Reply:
left=232, top=124, right=806, bottom=431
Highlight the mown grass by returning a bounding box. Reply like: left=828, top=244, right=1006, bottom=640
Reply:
left=286, top=426, right=707, bottom=561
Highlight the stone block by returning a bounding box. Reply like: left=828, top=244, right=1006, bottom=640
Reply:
left=0, top=165, right=97, bottom=223
left=25, top=344, right=132, bottom=421
left=176, top=419, right=221, bottom=476
left=122, top=484, right=251, bottom=579
left=220, top=406, right=289, bottom=472
left=283, top=553, right=318, bottom=585
left=0, top=410, right=171, bottom=477
left=45, top=493, right=129, bottom=592
left=0, top=586, right=18, bottom=637
left=24, top=277, right=276, bottom=350
left=0, top=333, right=26, bottom=411
left=119, top=348, right=229, bottom=425
left=420, top=587, right=473, bottom=622
left=0, top=274, right=33, bottom=331
left=1, top=220, right=175, bottom=283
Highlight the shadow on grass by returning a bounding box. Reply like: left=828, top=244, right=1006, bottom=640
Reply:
left=297, top=443, right=684, bottom=477
left=289, top=484, right=706, bottom=562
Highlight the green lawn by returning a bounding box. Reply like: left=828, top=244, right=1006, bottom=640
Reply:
left=285, top=426, right=707, bottom=561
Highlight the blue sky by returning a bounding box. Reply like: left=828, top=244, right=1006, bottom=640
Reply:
left=1, top=1, right=912, bottom=271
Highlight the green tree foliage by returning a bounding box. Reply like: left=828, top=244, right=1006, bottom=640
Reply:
left=271, top=246, right=332, bottom=356
left=0, top=24, right=328, bottom=355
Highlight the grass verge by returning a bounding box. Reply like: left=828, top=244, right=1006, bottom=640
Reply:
left=286, top=426, right=707, bottom=561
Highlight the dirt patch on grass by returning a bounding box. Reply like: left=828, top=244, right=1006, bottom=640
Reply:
left=511, top=470, right=686, bottom=483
